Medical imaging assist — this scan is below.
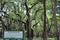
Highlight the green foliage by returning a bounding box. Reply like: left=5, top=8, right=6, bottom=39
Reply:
left=8, top=12, right=18, bottom=20
left=0, top=0, right=60, bottom=39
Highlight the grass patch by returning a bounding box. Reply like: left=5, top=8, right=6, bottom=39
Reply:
left=0, top=38, right=3, bottom=40
left=0, top=38, right=55, bottom=40
left=48, top=38, right=55, bottom=40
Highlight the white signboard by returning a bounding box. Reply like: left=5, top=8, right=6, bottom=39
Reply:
left=4, top=31, right=23, bottom=38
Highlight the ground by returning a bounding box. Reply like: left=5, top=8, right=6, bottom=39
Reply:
left=0, top=38, right=55, bottom=40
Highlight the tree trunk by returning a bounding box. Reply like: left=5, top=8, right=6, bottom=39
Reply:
left=53, top=0, right=59, bottom=40
left=43, top=0, right=47, bottom=40
left=24, top=0, right=32, bottom=39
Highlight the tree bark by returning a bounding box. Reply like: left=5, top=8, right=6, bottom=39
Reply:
left=43, top=0, right=47, bottom=40
left=53, top=0, right=59, bottom=40
left=24, top=0, right=32, bottom=39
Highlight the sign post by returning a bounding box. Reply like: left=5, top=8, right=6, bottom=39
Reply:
left=4, top=31, right=24, bottom=40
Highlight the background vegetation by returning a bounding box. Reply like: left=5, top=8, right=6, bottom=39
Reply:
left=0, top=0, right=60, bottom=40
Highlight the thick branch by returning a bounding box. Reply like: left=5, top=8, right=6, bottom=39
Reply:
left=18, top=20, right=26, bottom=24
left=29, top=1, right=39, bottom=9
left=33, top=21, right=39, bottom=27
